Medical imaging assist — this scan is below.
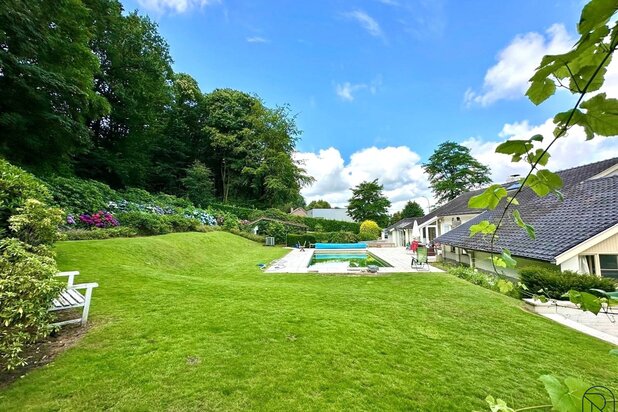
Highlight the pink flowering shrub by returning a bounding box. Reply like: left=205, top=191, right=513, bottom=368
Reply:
left=78, top=211, right=119, bottom=228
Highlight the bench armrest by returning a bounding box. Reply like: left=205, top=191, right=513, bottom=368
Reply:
left=55, top=271, right=80, bottom=287
left=70, top=282, right=99, bottom=290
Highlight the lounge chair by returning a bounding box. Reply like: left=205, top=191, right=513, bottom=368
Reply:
left=411, top=247, right=429, bottom=271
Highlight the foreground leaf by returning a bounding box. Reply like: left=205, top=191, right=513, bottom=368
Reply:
left=468, top=185, right=508, bottom=209
left=567, top=290, right=603, bottom=314
left=539, top=375, right=590, bottom=412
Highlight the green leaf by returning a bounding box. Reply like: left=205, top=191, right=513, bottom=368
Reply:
left=497, top=279, right=514, bottom=294
left=501, top=248, right=517, bottom=268
left=469, top=220, right=497, bottom=238
left=484, top=395, right=516, bottom=412
left=568, top=290, right=603, bottom=314
left=512, top=210, right=536, bottom=240
left=495, top=140, right=533, bottom=157
left=506, top=196, right=519, bottom=206
left=539, top=375, right=590, bottom=412
left=525, top=170, right=563, bottom=197
left=468, top=184, right=508, bottom=210
left=527, top=78, right=557, bottom=105
left=579, top=93, right=618, bottom=138
left=526, top=149, right=550, bottom=167
left=529, top=134, right=544, bottom=142
left=491, top=255, right=507, bottom=269
left=578, top=0, right=617, bottom=35
left=533, top=294, right=548, bottom=303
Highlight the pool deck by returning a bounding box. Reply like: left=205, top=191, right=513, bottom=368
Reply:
left=264, top=247, right=444, bottom=274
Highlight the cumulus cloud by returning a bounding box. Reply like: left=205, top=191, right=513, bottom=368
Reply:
left=246, top=36, right=268, bottom=43
left=344, top=10, right=383, bottom=37
left=463, top=118, right=618, bottom=183
left=295, top=146, right=433, bottom=213
left=465, top=24, right=573, bottom=106
left=137, top=0, right=220, bottom=14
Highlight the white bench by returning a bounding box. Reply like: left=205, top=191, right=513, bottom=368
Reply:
left=49, top=271, right=98, bottom=327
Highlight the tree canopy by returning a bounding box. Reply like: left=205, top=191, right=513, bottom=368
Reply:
left=423, top=141, right=492, bottom=204
left=307, top=200, right=331, bottom=209
left=347, top=179, right=391, bottom=227
left=0, top=0, right=312, bottom=209
left=390, top=200, right=424, bottom=224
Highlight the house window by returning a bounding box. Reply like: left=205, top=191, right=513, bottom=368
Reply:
left=600, top=255, right=618, bottom=279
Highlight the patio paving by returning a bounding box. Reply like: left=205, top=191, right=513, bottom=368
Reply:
left=525, top=298, right=618, bottom=345
left=264, top=246, right=443, bottom=274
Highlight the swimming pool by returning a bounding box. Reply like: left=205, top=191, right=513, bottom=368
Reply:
left=308, top=249, right=392, bottom=268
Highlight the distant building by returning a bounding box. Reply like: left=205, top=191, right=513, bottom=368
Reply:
left=306, top=208, right=354, bottom=222
left=290, top=207, right=308, bottom=217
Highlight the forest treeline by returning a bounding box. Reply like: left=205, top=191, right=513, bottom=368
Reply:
left=0, top=0, right=312, bottom=209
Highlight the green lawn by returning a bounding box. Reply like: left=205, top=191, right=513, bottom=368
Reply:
left=1, top=232, right=617, bottom=411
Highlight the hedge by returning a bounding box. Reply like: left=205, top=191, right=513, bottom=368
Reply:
left=60, top=227, right=139, bottom=240
left=519, top=266, right=616, bottom=299
left=287, top=231, right=360, bottom=246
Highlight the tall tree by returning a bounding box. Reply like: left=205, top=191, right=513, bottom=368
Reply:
left=203, top=89, right=313, bottom=207
left=423, top=141, right=491, bottom=204
left=78, top=2, right=174, bottom=187
left=400, top=200, right=425, bottom=218
left=181, top=161, right=214, bottom=207
left=307, top=199, right=331, bottom=209
left=0, top=0, right=108, bottom=172
left=347, top=179, right=391, bottom=227
left=150, top=73, right=207, bottom=193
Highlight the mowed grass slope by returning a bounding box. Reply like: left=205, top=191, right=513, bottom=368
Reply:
left=1, top=232, right=616, bottom=411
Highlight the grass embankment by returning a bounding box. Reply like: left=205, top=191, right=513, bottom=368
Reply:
left=1, top=232, right=616, bottom=411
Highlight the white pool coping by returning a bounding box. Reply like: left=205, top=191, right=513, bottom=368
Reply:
left=264, top=246, right=443, bottom=274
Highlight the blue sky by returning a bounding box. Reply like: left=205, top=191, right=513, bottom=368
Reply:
left=122, top=0, right=618, bottom=211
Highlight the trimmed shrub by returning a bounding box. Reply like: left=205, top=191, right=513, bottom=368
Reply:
left=0, top=239, right=62, bottom=371
left=116, top=211, right=173, bottom=236
left=228, top=228, right=265, bottom=243
left=161, top=214, right=198, bottom=233
left=9, top=199, right=63, bottom=246
left=60, top=227, right=139, bottom=240
left=300, top=216, right=360, bottom=233
left=327, top=231, right=360, bottom=243
left=286, top=231, right=361, bottom=246
left=287, top=233, right=317, bottom=246
left=359, top=220, right=380, bottom=240
left=44, top=176, right=120, bottom=213
left=519, top=266, right=616, bottom=299
left=448, top=266, right=520, bottom=298
left=0, top=159, right=50, bottom=233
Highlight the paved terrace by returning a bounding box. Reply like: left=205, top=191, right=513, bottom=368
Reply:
left=264, top=246, right=443, bottom=274
left=525, top=299, right=618, bottom=345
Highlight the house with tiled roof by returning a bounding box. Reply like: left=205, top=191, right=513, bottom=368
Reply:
left=385, top=188, right=488, bottom=247
left=434, top=157, right=618, bottom=279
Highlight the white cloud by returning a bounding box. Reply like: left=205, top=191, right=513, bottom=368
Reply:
left=465, top=24, right=573, bottom=106
left=377, top=0, right=399, bottom=5
left=246, top=36, right=268, bottom=43
left=335, top=77, right=382, bottom=101
left=463, top=118, right=618, bottom=183
left=344, top=10, right=383, bottom=37
left=295, top=146, right=433, bottom=213
left=335, top=82, right=366, bottom=101
left=137, top=0, right=220, bottom=14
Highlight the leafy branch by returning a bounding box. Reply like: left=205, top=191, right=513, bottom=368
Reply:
left=469, top=0, right=618, bottom=277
